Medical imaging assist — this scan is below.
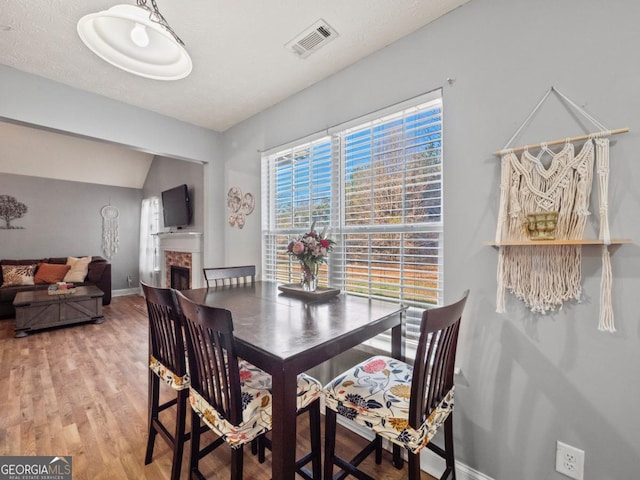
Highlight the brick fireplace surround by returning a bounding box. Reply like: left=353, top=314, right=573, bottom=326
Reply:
left=165, top=251, right=192, bottom=289
left=157, top=232, right=204, bottom=289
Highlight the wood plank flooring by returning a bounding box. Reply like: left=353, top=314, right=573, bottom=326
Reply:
left=0, top=294, right=436, bottom=479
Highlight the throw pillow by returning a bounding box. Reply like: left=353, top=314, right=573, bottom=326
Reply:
left=34, top=263, right=71, bottom=284
left=1, top=264, right=37, bottom=287
left=64, top=256, right=92, bottom=283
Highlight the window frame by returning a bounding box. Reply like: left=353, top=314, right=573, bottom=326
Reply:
left=262, top=90, right=444, bottom=354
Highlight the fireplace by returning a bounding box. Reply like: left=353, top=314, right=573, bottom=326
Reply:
left=171, top=266, right=191, bottom=290
left=157, top=232, right=203, bottom=289
left=165, top=251, right=192, bottom=289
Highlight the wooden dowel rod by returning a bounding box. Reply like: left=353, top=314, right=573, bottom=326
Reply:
left=495, top=127, right=629, bottom=156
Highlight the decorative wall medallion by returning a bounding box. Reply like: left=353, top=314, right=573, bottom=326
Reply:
left=0, top=194, right=28, bottom=229
left=241, top=192, right=255, bottom=215
left=227, top=187, right=255, bottom=229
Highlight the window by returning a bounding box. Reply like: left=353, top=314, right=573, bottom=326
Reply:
left=262, top=90, right=443, bottom=349
left=139, top=196, right=161, bottom=286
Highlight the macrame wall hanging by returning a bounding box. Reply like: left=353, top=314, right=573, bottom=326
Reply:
left=494, top=87, right=628, bottom=332
left=101, top=204, right=120, bottom=260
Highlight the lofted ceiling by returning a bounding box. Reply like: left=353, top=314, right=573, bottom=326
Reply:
left=0, top=0, right=469, bottom=187
left=0, top=122, right=153, bottom=189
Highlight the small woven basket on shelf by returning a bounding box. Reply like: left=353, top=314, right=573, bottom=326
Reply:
left=525, top=212, right=558, bottom=240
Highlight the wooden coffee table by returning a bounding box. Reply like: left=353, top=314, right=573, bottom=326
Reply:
left=13, top=285, right=104, bottom=338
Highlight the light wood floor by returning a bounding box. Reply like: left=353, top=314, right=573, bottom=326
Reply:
left=0, top=294, right=436, bottom=479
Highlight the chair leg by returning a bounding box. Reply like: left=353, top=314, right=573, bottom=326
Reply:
left=444, top=414, right=456, bottom=480
left=190, top=411, right=201, bottom=477
left=230, top=446, right=244, bottom=480
left=258, top=435, right=266, bottom=463
left=309, top=400, right=322, bottom=480
left=392, top=443, right=403, bottom=469
left=144, top=371, right=160, bottom=464
left=407, top=450, right=421, bottom=480
left=170, top=389, right=188, bottom=480
left=374, top=435, right=382, bottom=464
left=324, top=408, right=337, bottom=480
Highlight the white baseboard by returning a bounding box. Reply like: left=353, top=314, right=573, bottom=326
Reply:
left=335, top=415, right=494, bottom=480
left=420, top=446, right=494, bottom=480
left=112, top=287, right=141, bottom=297
left=456, top=462, right=495, bottom=480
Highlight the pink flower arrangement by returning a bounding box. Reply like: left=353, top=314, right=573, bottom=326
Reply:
left=287, top=221, right=335, bottom=271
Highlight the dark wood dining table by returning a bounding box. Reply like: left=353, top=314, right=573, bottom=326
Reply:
left=181, top=281, right=406, bottom=479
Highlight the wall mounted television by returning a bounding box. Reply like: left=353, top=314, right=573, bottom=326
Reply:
left=161, top=184, right=191, bottom=228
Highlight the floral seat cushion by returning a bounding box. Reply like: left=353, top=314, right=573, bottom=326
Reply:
left=323, top=355, right=454, bottom=454
left=149, top=355, right=190, bottom=391
left=189, top=359, right=322, bottom=448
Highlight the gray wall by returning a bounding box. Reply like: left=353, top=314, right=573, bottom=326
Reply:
left=142, top=156, right=205, bottom=234
left=221, top=0, right=640, bottom=479
left=0, top=173, right=141, bottom=290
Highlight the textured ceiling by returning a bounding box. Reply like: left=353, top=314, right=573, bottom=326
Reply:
left=0, top=0, right=468, bottom=132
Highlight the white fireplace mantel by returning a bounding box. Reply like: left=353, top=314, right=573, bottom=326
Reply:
left=157, top=232, right=204, bottom=289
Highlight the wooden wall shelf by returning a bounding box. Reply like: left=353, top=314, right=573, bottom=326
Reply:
left=485, top=239, right=632, bottom=247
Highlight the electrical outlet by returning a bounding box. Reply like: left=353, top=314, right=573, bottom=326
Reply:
left=556, top=441, right=584, bottom=480
left=127, top=274, right=132, bottom=287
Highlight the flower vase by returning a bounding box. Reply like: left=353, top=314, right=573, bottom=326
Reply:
left=300, top=262, right=318, bottom=292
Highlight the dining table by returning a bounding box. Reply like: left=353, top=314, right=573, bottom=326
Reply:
left=181, top=281, right=406, bottom=480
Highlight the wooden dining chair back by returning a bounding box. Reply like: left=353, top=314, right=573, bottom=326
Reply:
left=203, top=265, right=256, bottom=288
left=141, top=282, right=190, bottom=480
left=176, top=290, right=323, bottom=480
left=323, top=290, right=469, bottom=480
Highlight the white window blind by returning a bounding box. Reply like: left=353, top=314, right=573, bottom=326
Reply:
left=262, top=92, right=443, bottom=349
left=262, top=137, right=333, bottom=285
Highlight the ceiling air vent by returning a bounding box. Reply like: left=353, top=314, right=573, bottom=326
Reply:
left=285, top=19, right=339, bottom=59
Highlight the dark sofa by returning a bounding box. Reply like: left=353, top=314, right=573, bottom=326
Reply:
left=0, top=256, right=111, bottom=318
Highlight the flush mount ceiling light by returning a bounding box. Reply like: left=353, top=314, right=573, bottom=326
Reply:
left=77, top=0, right=192, bottom=81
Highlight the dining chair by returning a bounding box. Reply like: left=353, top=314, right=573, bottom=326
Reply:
left=141, top=282, right=190, bottom=480
left=175, top=290, right=323, bottom=480
left=323, top=290, right=470, bottom=480
left=203, top=265, right=256, bottom=288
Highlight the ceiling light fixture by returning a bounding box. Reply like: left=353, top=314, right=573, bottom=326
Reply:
left=77, top=0, right=192, bottom=81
